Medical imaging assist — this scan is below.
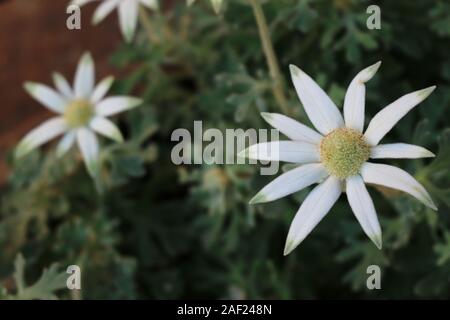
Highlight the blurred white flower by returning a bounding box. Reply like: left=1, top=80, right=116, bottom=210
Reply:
left=240, top=61, right=437, bottom=255
left=187, top=0, right=223, bottom=14
left=17, top=52, right=142, bottom=178
left=71, top=0, right=159, bottom=42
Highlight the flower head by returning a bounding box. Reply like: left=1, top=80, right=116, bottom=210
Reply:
left=16, top=52, right=142, bottom=178
left=71, top=0, right=159, bottom=42
left=240, top=61, right=437, bottom=255
left=320, top=127, right=370, bottom=178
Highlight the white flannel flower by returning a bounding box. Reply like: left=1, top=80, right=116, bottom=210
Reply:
left=16, top=52, right=142, bottom=178
left=240, top=61, right=438, bottom=255
left=71, top=0, right=159, bottom=42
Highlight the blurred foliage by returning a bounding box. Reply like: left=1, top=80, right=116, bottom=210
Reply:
left=1, top=0, right=450, bottom=299
left=0, top=254, right=67, bottom=300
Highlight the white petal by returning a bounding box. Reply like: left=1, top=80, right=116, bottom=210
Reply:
left=52, top=73, right=73, bottom=99
left=70, top=0, right=96, bottom=6
left=119, top=0, right=139, bottom=43
left=95, top=96, right=142, bottom=116
left=371, top=143, right=435, bottom=159
left=89, top=117, right=124, bottom=142
left=74, top=52, right=95, bottom=99
left=260, top=112, right=323, bottom=144
left=361, top=162, right=437, bottom=210
left=140, top=0, right=158, bottom=10
left=76, top=128, right=100, bottom=178
left=239, top=141, right=319, bottom=164
left=364, top=86, right=436, bottom=146
left=24, top=82, right=67, bottom=114
left=210, top=0, right=223, bottom=13
left=90, top=76, right=114, bottom=104
left=284, top=176, right=342, bottom=255
left=344, top=61, right=381, bottom=132
left=250, top=163, right=329, bottom=204
left=56, top=131, right=76, bottom=157
left=346, top=175, right=382, bottom=249
left=289, top=64, right=344, bottom=135
left=92, top=0, right=120, bottom=24
left=16, top=117, right=67, bottom=158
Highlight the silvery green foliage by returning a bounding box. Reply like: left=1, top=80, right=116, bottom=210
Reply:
left=0, top=254, right=67, bottom=300
left=1, top=0, right=449, bottom=299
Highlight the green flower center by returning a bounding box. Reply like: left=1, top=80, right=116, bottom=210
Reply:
left=64, top=100, right=94, bottom=128
left=319, top=128, right=370, bottom=179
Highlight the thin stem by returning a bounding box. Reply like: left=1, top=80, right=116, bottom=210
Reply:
left=249, top=0, right=290, bottom=115
left=138, top=7, right=160, bottom=44
left=139, top=6, right=175, bottom=47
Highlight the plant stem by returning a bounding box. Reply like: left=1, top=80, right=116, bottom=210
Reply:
left=139, top=7, right=175, bottom=47
left=249, top=0, right=290, bottom=115
left=138, top=7, right=160, bottom=44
